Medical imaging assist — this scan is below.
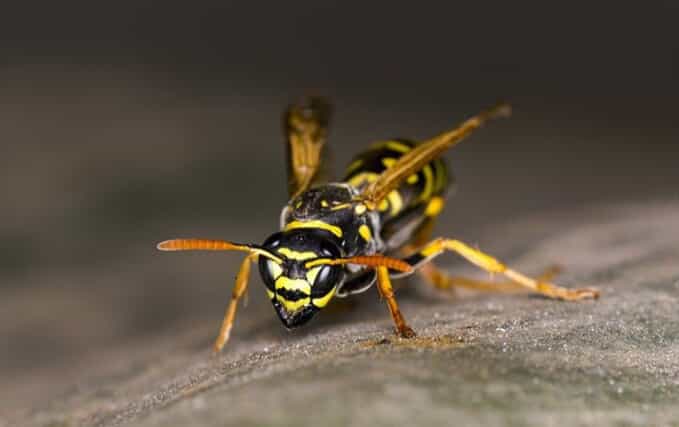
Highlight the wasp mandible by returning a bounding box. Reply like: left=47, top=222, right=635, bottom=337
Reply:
left=158, top=98, right=599, bottom=352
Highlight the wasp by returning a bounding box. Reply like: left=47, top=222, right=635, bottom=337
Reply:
left=158, top=97, right=599, bottom=352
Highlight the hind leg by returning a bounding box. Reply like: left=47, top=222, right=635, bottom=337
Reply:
left=401, top=216, right=562, bottom=295
left=400, top=238, right=598, bottom=300
left=417, top=262, right=561, bottom=293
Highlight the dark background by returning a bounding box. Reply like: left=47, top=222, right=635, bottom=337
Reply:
left=1, top=1, right=677, bottom=412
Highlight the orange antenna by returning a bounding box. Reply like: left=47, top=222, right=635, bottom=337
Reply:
left=306, top=255, right=412, bottom=273
left=157, top=238, right=283, bottom=263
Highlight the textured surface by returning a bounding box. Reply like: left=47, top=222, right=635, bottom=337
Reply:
left=6, top=200, right=679, bottom=427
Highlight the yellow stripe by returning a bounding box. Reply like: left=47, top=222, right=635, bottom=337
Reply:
left=358, top=224, right=372, bottom=242
left=276, top=294, right=310, bottom=312
left=277, top=247, right=318, bottom=261
left=346, top=159, right=364, bottom=174
left=420, top=164, right=434, bottom=201
left=266, top=289, right=275, bottom=300
left=330, top=203, right=352, bottom=211
left=381, top=157, right=397, bottom=168
left=312, top=286, right=337, bottom=308
left=275, top=276, right=311, bottom=295
left=348, top=172, right=379, bottom=188
left=284, top=220, right=343, bottom=238
left=387, top=190, right=403, bottom=216
left=425, top=196, right=444, bottom=217
left=385, top=141, right=412, bottom=153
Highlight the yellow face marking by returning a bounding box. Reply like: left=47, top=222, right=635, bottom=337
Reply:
left=275, top=276, right=311, bottom=295
left=320, top=200, right=329, bottom=207
left=312, top=286, right=337, bottom=308
left=276, top=294, right=310, bottom=312
left=267, top=260, right=283, bottom=279
left=378, top=199, right=389, bottom=211
left=295, top=200, right=303, bottom=208
left=277, top=247, right=318, bottom=261
left=407, top=173, right=418, bottom=184
left=385, top=141, right=412, bottom=153
left=265, top=289, right=275, bottom=300
left=284, top=220, right=343, bottom=238
left=305, top=266, right=323, bottom=284
left=358, top=224, right=372, bottom=242
left=425, top=196, right=445, bottom=217
left=420, top=165, right=435, bottom=201
left=354, top=204, right=367, bottom=215
left=304, top=258, right=331, bottom=268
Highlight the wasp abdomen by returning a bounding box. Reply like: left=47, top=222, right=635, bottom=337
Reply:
left=343, top=139, right=450, bottom=222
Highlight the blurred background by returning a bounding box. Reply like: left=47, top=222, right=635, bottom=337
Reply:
left=1, top=1, right=677, bottom=413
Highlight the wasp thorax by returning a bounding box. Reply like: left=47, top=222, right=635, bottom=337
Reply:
left=258, top=230, right=344, bottom=328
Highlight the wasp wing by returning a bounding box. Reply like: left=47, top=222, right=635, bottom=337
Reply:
left=358, top=102, right=511, bottom=208
left=283, top=97, right=333, bottom=199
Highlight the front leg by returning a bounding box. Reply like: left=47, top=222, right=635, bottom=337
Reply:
left=213, top=253, right=257, bottom=353
left=375, top=266, right=416, bottom=338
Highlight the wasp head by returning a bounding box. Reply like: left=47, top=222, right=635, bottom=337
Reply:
left=258, top=229, right=344, bottom=328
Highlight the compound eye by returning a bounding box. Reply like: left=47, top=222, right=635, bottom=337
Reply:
left=308, top=265, right=341, bottom=298
left=262, top=232, right=283, bottom=250
left=307, top=265, right=329, bottom=287
left=319, top=239, right=340, bottom=258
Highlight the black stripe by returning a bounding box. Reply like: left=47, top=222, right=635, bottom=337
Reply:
left=276, top=288, right=309, bottom=301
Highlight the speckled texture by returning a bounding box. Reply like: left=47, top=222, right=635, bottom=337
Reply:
left=5, top=200, right=679, bottom=427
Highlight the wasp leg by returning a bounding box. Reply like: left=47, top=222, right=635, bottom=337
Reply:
left=213, top=254, right=257, bottom=353
left=417, top=262, right=561, bottom=293
left=402, top=238, right=599, bottom=301
left=376, top=266, right=416, bottom=338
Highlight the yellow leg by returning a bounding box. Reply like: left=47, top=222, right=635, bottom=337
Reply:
left=418, top=238, right=599, bottom=300
left=376, top=266, right=416, bottom=338
left=213, top=254, right=256, bottom=353
left=418, top=262, right=561, bottom=293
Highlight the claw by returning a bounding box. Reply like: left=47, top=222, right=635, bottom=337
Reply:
left=397, top=325, right=417, bottom=338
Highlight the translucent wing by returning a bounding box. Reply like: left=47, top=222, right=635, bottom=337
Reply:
left=359, top=103, right=511, bottom=208
left=283, top=97, right=333, bottom=199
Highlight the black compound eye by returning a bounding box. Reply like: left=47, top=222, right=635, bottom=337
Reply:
left=319, top=239, right=340, bottom=258
left=315, top=266, right=331, bottom=286
left=262, top=232, right=283, bottom=250
left=309, top=264, right=342, bottom=298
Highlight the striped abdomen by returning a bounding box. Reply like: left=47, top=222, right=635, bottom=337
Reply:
left=343, top=139, right=451, bottom=224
